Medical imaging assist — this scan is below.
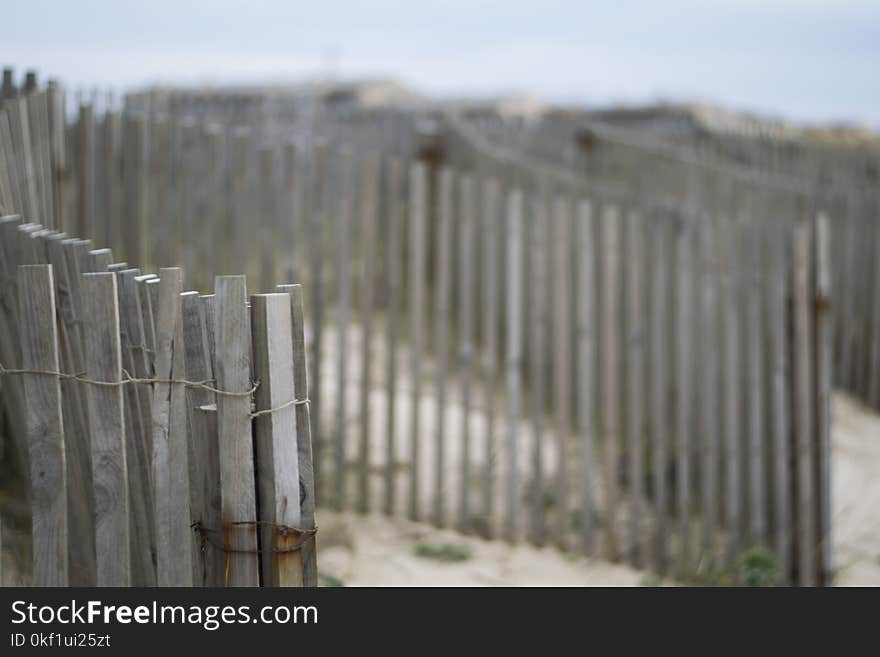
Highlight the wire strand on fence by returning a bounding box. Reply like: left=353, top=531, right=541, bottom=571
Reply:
left=0, top=363, right=310, bottom=417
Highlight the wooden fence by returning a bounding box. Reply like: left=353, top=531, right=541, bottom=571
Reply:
left=1, top=72, right=835, bottom=586
left=0, top=73, right=316, bottom=587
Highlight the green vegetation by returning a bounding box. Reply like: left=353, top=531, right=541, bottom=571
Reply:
left=318, top=572, right=346, bottom=587
left=413, top=542, right=472, bottom=563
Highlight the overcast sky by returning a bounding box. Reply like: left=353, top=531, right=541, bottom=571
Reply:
left=5, top=0, right=879, bottom=126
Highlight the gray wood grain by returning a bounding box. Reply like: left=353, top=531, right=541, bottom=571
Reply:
left=625, top=210, right=646, bottom=568
left=383, top=159, right=402, bottom=516
left=181, top=290, right=217, bottom=586
left=575, top=200, right=596, bottom=555
left=277, top=284, right=318, bottom=586
left=81, top=272, right=131, bottom=586
left=814, top=212, right=833, bottom=586
left=251, top=292, right=303, bottom=587
left=601, top=204, right=621, bottom=561
left=357, top=155, right=379, bottom=514
left=408, top=161, right=428, bottom=522
left=433, top=167, right=454, bottom=527
left=504, top=188, right=524, bottom=543
left=481, top=177, right=500, bottom=538
left=214, top=275, right=260, bottom=586
left=793, top=220, right=816, bottom=586
left=767, top=222, right=791, bottom=583
left=457, top=174, right=476, bottom=533
left=528, top=193, right=548, bottom=546
left=18, top=264, right=68, bottom=586
left=151, top=268, right=194, bottom=586
left=649, top=217, right=669, bottom=572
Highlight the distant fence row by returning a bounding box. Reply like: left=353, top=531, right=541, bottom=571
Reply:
left=2, top=71, right=833, bottom=585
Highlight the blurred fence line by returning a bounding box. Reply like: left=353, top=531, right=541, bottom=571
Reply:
left=1, top=69, right=838, bottom=585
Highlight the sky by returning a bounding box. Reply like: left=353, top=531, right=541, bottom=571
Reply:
left=5, top=0, right=879, bottom=127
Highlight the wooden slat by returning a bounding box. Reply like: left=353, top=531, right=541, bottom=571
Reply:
left=575, top=200, right=596, bottom=555
left=433, top=167, right=454, bottom=527
left=357, top=155, right=379, bottom=514
left=307, top=143, right=326, bottom=501
left=551, top=196, right=572, bottom=549
left=383, top=159, right=402, bottom=516
left=151, top=268, right=194, bottom=586
left=277, top=284, right=318, bottom=586
left=214, top=275, right=260, bottom=586
left=699, top=218, right=720, bottom=566
left=18, top=264, right=68, bottom=586
left=767, top=222, right=791, bottom=583
left=722, top=220, right=742, bottom=562
left=528, top=193, right=548, bottom=546
left=45, top=233, right=96, bottom=585
left=408, top=161, right=428, bottom=521
left=480, top=178, right=500, bottom=538
left=601, top=204, right=621, bottom=561
left=504, top=188, right=524, bottom=543
left=457, top=174, right=476, bottom=533
left=814, top=212, right=833, bottom=586
left=114, top=267, right=155, bottom=586
left=81, top=272, right=130, bottom=586
left=181, top=290, right=217, bottom=586
left=625, top=210, right=646, bottom=568
left=333, top=148, right=353, bottom=511
left=649, top=217, right=669, bottom=572
left=745, top=222, right=766, bottom=547
left=793, top=220, right=816, bottom=586
left=251, top=292, right=303, bottom=587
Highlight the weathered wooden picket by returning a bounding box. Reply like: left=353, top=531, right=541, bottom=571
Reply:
left=0, top=69, right=837, bottom=586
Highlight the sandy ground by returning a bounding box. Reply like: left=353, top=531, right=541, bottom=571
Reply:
left=829, top=394, right=880, bottom=586
left=315, top=510, right=648, bottom=586
left=313, top=319, right=880, bottom=585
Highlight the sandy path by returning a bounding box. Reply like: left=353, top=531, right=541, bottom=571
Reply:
left=830, top=393, right=880, bottom=586
left=315, top=510, right=648, bottom=586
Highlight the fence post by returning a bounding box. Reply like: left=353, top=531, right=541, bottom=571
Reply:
left=601, top=204, right=621, bottom=561
left=214, top=275, right=260, bottom=586
left=552, top=196, right=572, bottom=550
left=307, top=142, right=326, bottom=503
left=699, top=217, right=720, bottom=567
left=792, top=218, right=816, bottom=586
left=575, top=200, right=597, bottom=555
left=650, top=217, right=669, bottom=572
left=722, top=219, right=742, bottom=563
left=278, top=284, right=318, bottom=586
left=151, top=268, right=194, bottom=586
left=358, top=155, right=379, bottom=514
left=746, top=222, right=766, bottom=547
left=457, top=174, right=476, bottom=533
left=625, top=210, right=646, bottom=567
left=80, top=271, right=131, bottom=586
left=768, top=222, right=791, bottom=583
left=528, top=192, right=548, bottom=546
left=334, top=147, right=353, bottom=511
left=181, top=291, right=217, bottom=586
left=408, top=161, right=428, bottom=521
left=251, top=292, right=303, bottom=587
left=814, top=212, right=833, bottom=586
left=481, top=178, right=500, bottom=538
left=18, top=264, right=68, bottom=586
left=45, top=234, right=96, bottom=585
left=433, top=167, right=454, bottom=527
left=383, top=159, right=403, bottom=516
left=503, top=188, right=524, bottom=543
